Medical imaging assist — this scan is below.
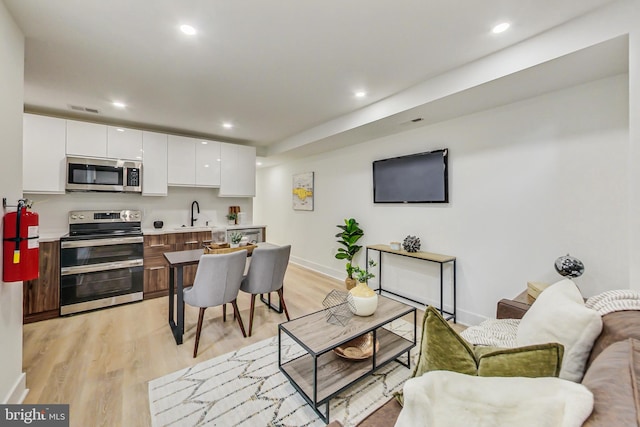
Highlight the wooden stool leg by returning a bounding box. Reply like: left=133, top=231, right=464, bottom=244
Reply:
left=231, top=300, right=247, bottom=338
left=223, top=303, right=226, bottom=322
left=278, top=288, right=290, bottom=321
left=193, top=307, right=206, bottom=358
left=248, top=294, right=256, bottom=337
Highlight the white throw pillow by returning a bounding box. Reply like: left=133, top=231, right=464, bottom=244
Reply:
left=516, top=278, right=602, bottom=382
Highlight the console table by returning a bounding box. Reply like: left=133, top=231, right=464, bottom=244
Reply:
left=366, top=244, right=456, bottom=322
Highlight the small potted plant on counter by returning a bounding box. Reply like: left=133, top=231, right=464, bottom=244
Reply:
left=229, top=231, right=243, bottom=248
left=226, top=213, right=237, bottom=225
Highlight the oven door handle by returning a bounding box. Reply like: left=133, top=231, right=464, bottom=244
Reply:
left=61, top=236, right=144, bottom=248
left=61, top=259, right=144, bottom=276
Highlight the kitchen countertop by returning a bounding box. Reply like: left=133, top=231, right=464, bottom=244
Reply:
left=36, top=225, right=267, bottom=240
left=38, top=231, right=66, bottom=242
left=142, top=224, right=266, bottom=235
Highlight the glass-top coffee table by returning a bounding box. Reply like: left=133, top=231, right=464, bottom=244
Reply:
left=278, top=295, right=417, bottom=423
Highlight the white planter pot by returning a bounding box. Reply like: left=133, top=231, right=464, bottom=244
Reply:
left=230, top=243, right=240, bottom=248
left=348, top=293, right=378, bottom=316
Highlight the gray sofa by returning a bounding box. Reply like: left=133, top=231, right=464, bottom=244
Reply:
left=327, top=300, right=640, bottom=427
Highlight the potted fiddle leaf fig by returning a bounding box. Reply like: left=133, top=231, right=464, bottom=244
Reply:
left=335, top=218, right=364, bottom=290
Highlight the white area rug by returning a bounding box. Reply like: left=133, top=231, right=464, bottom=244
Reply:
left=149, top=320, right=417, bottom=427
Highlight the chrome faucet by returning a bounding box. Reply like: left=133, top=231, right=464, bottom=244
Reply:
left=190, top=201, right=200, bottom=226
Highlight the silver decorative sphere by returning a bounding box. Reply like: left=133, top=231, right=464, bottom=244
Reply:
left=554, top=254, right=584, bottom=278
left=402, top=235, right=421, bottom=253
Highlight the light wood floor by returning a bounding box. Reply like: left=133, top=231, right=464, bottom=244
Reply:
left=22, top=264, right=461, bottom=426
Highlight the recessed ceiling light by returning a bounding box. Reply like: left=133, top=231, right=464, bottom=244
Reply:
left=204, top=164, right=209, bottom=168
left=116, top=128, right=125, bottom=132
left=256, top=162, right=263, bottom=166
left=355, top=91, right=367, bottom=98
left=222, top=122, right=233, bottom=129
left=180, top=24, right=196, bottom=35
left=492, top=22, right=510, bottom=34
left=201, top=141, right=208, bottom=145
left=112, top=101, right=126, bottom=108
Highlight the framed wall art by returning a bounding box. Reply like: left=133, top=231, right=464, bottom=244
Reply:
left=292, top=172, right=314, bottom=211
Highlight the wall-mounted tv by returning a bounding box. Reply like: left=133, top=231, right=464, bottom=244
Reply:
left=373, top=149, right=448, bottom=203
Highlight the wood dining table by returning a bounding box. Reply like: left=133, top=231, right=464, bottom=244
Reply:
left=163, top=243, right=280, bottom=345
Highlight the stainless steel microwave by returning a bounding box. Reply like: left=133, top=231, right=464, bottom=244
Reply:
left=66, top=156, right=142, bottom=193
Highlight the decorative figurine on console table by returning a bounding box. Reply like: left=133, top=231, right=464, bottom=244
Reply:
left=402, top=235, right=421, bottom=252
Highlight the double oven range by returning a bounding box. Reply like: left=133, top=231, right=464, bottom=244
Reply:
left=60, top=210, right=144, bottom=315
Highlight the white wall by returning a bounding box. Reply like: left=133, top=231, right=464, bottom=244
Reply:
left=25, top=187, right=253, bottom=235
left=0, top=0, right=26, bottom=403
left=255, top=75, right=629, bottom=324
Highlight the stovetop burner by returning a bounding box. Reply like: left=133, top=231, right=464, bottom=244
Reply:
left=63, top=209, right=142, bottom=241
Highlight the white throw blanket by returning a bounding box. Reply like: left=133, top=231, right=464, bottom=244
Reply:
left=585, top=289, right=640, bottom=315
left=395, top=371, right=594, bottom=427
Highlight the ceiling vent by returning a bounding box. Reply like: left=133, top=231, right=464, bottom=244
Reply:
left=68, top=105, right=100, bottom=114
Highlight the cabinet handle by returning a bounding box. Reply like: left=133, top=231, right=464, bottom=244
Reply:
left=148, top=266, right=165, bottom=271
left=149, top=244, right=166, bottom=248
left=202, top=240, right=212, bottom=244
left=184, top=241, right=198, bottom=245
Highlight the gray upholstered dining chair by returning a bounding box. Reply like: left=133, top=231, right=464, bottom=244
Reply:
left=183, top=250, right=248, bottom=357
left=240, top=244, right=291, bottom=336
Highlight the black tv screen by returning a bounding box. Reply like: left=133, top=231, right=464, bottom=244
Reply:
left=373, top=149, right=448, bottom=203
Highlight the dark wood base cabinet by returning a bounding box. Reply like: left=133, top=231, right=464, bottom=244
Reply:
left=143, top=231, right=212, bottom=299
left=23, top=240, right=60, bottom=324
left=143, top=234, right=172, bottom=299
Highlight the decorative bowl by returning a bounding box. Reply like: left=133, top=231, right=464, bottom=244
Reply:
left=333, top=333, right=379, bottom=360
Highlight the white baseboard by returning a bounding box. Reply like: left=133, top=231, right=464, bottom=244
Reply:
left=289, top=256, right=343, bottom=282
left=3, top=372, right=28, bottom=404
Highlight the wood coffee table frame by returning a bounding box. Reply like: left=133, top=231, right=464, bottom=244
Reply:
left=278, top=296, right=417, bottom=423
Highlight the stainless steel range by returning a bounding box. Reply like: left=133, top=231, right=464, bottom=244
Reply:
left=59, top=210, right=143, bottom=315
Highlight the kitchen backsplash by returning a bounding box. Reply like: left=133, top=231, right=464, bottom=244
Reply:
left=25, top=186, right=253, bottom=234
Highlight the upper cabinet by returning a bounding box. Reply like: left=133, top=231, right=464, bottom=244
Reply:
left=107, top=126, right=143, bottom=160
left=195, top=140, right=221, bottom=187
left=142, top=131, right=168, bottom=196
left=66, top=119, right=107, bottom=158
left=167, top=136, right=221, bottom=187
left=167, top=135, right=196, bottom=186
left=219, top=143, right=256, bottom=197
left=67, top=121, right=142, bottom=160
left=23, top=114, right=67, bottom=194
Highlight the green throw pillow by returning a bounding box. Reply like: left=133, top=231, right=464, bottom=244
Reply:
left=395, top=306, right=564, bottom=405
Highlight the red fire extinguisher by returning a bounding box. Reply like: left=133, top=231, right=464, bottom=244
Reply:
left=3, top=199, right=39, bottom=282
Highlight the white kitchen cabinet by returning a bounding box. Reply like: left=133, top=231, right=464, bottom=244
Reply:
left=167, top=135, right=196, bottom=186
left=66, top=119, right=107, bottom=157
left=23, top=114, right=67, bottom=194
left=168, top=136, right=221, bottom=187
left=107, top=126, right=143, bottom=160
left=219, top=143, right=256, bottom=197
left=142, top=131, right=168, bottom=196
left=195, top=140, right=221, bottom=187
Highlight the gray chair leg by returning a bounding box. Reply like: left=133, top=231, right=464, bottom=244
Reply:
left=193, top=307, right=206, bottom=358
left=231, top=299, right=247, bottom=338
left=248, top=294, right=257, bottom=337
